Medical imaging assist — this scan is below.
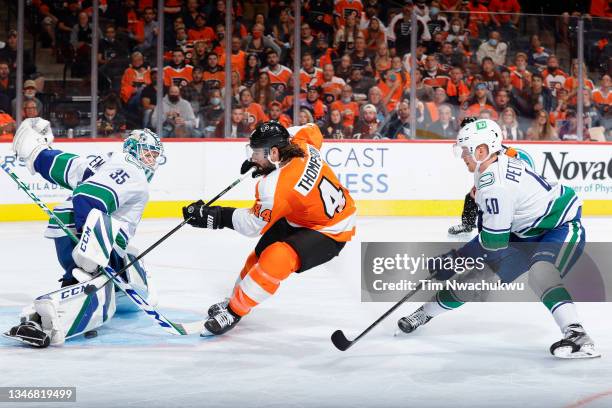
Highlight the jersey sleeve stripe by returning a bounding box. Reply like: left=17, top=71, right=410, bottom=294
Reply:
left=481, top=225, right=511, bottom=233
left=522, top=188, right=577, bottom=237
left=49, top=152, right=79, bottom=190
left=73, top=182, right=119, bottom=213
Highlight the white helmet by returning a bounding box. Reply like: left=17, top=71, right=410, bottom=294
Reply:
left=454, top=118, right=502, bottom=162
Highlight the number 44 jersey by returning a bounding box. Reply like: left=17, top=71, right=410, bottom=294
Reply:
left=232, top=123, right=357, bottom=242
left=476, top=154, right=582, bottom=251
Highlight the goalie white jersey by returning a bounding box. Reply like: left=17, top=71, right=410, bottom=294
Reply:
left=475, top=154, right=582, bottom=250
left=34, top=149, right=150, bottom=249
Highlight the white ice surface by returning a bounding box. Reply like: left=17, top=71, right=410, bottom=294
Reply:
left=1, top=216, right=612, bottom=408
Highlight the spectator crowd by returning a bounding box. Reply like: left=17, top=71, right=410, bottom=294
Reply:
left=1, top=0, right=610, bottom=140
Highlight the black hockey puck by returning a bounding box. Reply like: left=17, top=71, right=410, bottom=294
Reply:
left=84, top=330, right=98, bottom=339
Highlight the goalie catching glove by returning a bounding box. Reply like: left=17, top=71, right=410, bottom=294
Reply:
left=182, top=200, right=235, bottom=229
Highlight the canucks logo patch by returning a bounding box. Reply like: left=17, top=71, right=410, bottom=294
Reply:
left=478, top=172, right=495, bottom=189
left=476, top=121, right=487, bottom=130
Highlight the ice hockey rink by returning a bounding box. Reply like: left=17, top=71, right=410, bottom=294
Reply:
left=1, top=216, right=612, bottom=408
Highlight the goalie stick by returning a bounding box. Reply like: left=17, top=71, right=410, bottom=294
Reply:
left=1, top=162, right=252, bottom=336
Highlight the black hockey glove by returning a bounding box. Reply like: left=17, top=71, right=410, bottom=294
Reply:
left=182, top=202, right=235, bottom=229
left=240, top=160, right=268, bottom=178
left=427, top=249, right=459, bottom=281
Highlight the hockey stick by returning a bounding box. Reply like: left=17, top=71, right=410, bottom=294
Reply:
left=331, top=281, right=425, bottom=351
left=90, top=166, right=255, bottom=292
left=1, top=162, right=251, bottom=335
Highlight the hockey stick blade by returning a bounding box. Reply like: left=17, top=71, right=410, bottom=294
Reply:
left=331, top=330, right=353, bottom=351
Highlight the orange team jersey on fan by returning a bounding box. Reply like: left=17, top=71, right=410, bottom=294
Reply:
left=334, top=0, right=364, bottom=26
left=244, top=102, right=269, bottom=131
left=592, top=88, right=612, bottom=105
left=261, top=65, right=293, bottom=86
left=330, top=100, right=359, bottom=128
left=163, top=65, right=194, bottom=88
left=300, top=67, right=323, bottom=91
left=231, top=123, right=356, bottom=242
left=120, top=67, right=151, bottom=103
left=220, top=50, right=246, bottom=80
left=203, top=68, right=225, bottom=89
left=188, top=27, right=216, bottom=42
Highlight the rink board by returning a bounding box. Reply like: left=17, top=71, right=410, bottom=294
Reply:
left=1, top=139, right=612, bottom=220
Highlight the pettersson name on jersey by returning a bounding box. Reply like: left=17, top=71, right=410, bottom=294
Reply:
left=294, top=145, right=323, bottom=196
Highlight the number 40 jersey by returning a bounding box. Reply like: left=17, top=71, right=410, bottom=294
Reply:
left=476, top=154, right=581, bottom=251
left=232, top=123, right=357, bottom=242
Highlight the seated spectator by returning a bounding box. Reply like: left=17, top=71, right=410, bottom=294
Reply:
left=97, top=99, right=127, bottom=138
left=388, top=3, right=429, bottom=57
left=57, top=0, right=81, bottom=43
left=581, top=89, right=604, bottom=130
left=348, top=67, right=376, bottom=102
left=353, top=104, right=381, bottom=139
left=446, top=17, right=470, bottom=46
left=98, top=24, right=130, bottom=86
left=252, top=72, right=275, bottom=110
left=378, top=70, right=404, bottom=114
left=240, top=88, right=268, bottom=131
left=422, top=54, right=450, bottom=89
left=201, top=88, right=224, bottom=137
left=261, top=50, right=293, bottom=99
left=351, top=35, right=374, bottom=75
left=164, top=49, right=194, bottom=88
left=464, top=82, right=498, bottom=120
left=334, top=11, right=361, bottom=54
left=22, top=99, right=39, bottom=119
left=182, top=0, right=202, bottom=30
left=446, top=66, right=470, bottom=107
left=202, top=52, right=225, bottom=90
left=541, top=55, right=568, bottom=96
left=480, top=57, right=502, bottom=92
left=227, top=71, right=246, bottom=102
left=136, top=6, right=159, bottom=56
left=526, top=73, right=555, bottom=117
left=564, top=61, right=595, bottom=104
left=465, top=0, right=491, bottom=39
left=593, top=74, right=612, bottom=107
left=335, top=55, right=353, bottom=83
left=437, top=42, right=463, bottom=71
left=188, top=13, right=215, bottom=42
left=70, top=12, right=98, bottom=77
left=243, top=53, right=261, bottom=89
left=167, top=26, right=194, bottom=64
left=374, top=42, right=392, bottom=74
left=120, top=51, right=151, bottom=112
left=379, top=99, right=424, bottom=139
left=300, top=23, right=317, bottom=57
left=477, top=30, right=507, bottom=65
left=526, top=109, right=559, bottom=140
left=0, top=109, right=14, bottom=141
left=488, top=0, right=521, bottom=34
left=319, top=63, right=346, bottom=104
left=323, top=108, right=352, bottom=139
left=141, top=68, right=159, bottom=128
left=301, top=85, right=327, bottom=124
left=151, top=85, right=197, bottom=137
left=269, top=101, right=292, bottom=128
left=11, top=80, right=43, bottom=117
left=509, top=52, right=532, bottom=91
left=526, top=34, right=552, bottom=71
left=181, top=66, right=207, bottom=115
left=0, top=29, right=36, bottom=77
left=498, top=107, right=524, bottom=140
left=427, top=103, right=458, bottom=139
left=243, top=23, right=281, bottom=65
left=214, top=104, right=250, bottom=138
left=298, top=108, right=315, bottom=126
left=299, top=52, right=323, bottom=92
left=331, top=85, right=360, bottom=131
left=363, top=17, right=386, bottom=54
left=219, top=37, right=247, bottom=81
left=367, top=86, right=388, bottom=122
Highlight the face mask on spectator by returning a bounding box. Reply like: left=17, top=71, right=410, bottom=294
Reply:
left=211, top=97, right=221, bottom=105
left=547, top=65, right=557, bottom=72
left=253, top=31, right=262, bottom=39
left=24, top=90, right=36, bottom=99
left=217, top=33, right=224, bottom=40
left=452, top=25, right=461, bottom=32
left=169, top=95, right=180, bottom=103
left=342, top=96, right=352, bottom=103
left=488, top=39, right=498, bottom=47
left=430, top=7, right=439, bottom=16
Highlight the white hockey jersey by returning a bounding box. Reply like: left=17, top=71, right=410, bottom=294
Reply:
left=475, top=154, right=581, bottom=251
left=35, top=149, right=150, bottom=249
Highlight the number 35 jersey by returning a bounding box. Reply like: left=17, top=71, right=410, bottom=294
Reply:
left=476, top=154, right=581, bottom=251
left=232, top=124, right=357, bottom=242
left=34, top=149, right=150, bottom=248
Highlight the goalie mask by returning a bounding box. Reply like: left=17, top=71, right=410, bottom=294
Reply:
left=123, top=129, right=164, bottom=179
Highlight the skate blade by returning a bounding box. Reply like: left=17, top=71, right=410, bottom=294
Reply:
left=553, top=346, right=602, bottom=359
left=199, top=328, right=215, bottom=338
left=1, top=331, right=44, bottom=348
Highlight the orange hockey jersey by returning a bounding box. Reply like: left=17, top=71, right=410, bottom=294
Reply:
left=232, top=123, right=356, bottom=242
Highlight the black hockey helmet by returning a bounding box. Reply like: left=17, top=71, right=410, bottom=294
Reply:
left=249, top=121, right=290, bottom=150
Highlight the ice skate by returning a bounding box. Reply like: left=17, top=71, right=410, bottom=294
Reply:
left=201, top=307, right=241, bottom=337
left=550, top=324, right=601, bottom=359
left=396, top=307, right=433, bottom=335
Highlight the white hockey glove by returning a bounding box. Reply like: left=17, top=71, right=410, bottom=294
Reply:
left=12, top=117, right=54, bottom=174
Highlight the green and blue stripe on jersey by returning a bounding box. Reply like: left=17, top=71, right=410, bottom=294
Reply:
left=516, top=186, right=579, bottom=238
left=34, top=150, right=79, bottom=190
